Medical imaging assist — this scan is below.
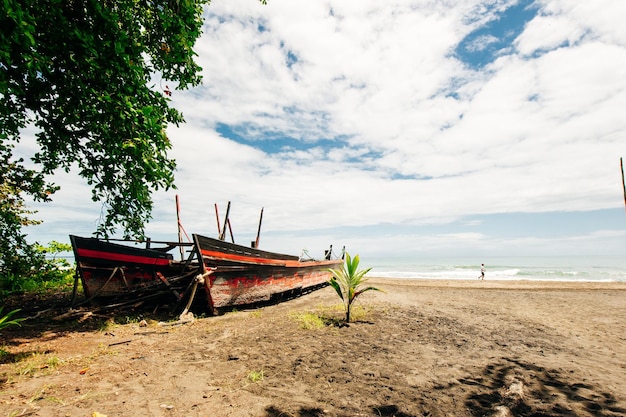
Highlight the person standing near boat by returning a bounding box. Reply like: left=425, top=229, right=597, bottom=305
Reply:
left=478, top=263, right=485, bottom=280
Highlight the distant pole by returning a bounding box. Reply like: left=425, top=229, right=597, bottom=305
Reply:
left=621, top=158, right=626, bottom=213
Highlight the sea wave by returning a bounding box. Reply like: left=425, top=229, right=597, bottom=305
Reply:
left=363, top=257, right=626, bottom=282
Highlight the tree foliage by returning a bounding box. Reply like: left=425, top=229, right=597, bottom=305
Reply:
left=0, top=176, right=45, bottom=278
left=1, top=239, right=75, bottom=297
left=1, top=0, right=209, bottom=240
left=328, top=253, right=381, bottom=323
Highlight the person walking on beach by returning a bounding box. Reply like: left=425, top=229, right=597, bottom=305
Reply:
left=478, top=263, right=485, bottom=280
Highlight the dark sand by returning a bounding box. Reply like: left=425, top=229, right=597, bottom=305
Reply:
left=1, top=278, right=625, bottom=416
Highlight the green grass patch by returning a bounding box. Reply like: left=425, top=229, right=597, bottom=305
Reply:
left=246, top=369, right=265, bottom=383
left=291, top=303, right=376, bottom=329
left=290, top=312, right=327, bottom=329
left=249, top=310, right=263, bottom=318
left=14, top=352, right=63, bottom=377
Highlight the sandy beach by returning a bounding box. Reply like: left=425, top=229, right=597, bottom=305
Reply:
left=1, top=278, right=625, bottom=416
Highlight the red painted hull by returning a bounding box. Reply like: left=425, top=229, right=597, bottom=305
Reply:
left=71, top=234, right=343, bottom=313
left=70, top=235, right=198, bottom=299
left=193, top=234, right=342, bottom=311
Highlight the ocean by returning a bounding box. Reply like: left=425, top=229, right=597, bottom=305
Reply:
left=359, top=256, right=626, bottom=283
left=57, top=253, right=626, bottom=282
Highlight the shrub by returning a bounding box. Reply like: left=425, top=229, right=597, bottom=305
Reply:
left=328, top=253, right=382, bottom=323
left=0, top=241, right=75, bottom=297
left=0, top=307, right=25, bottom=331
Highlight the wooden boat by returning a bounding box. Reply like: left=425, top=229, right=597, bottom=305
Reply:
left=70, top=233, right=343, bottom=314
left=69, top=235, right=199, bottom=303
left=192, top=234, right=343, bottom=314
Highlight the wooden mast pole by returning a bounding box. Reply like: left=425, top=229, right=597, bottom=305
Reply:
left=214, top=203, right=221, bottom=237
left=254, top=207, right=264, bottom=248
left=227, top=218, right=235, bottom=243
left=621, top=157, right=626, bottom=213
left=175, top=194, right=184, bottom=260
left=220, top=201, right=231, bottom=241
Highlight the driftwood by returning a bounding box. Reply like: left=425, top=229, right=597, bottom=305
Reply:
left=108, top=339, right=132, bottom=346
left=28, top=307, right=54, bottom=320
left=52, top=309, right=108, bottom=322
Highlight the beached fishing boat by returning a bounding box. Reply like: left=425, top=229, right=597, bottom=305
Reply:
left=192, top=234, right=343, bottom=314
left=69, top=235, right=199, bottom=303
left=70, top=232, right=343, bottom=313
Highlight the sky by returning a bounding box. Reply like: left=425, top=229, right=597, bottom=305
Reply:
left=21, top=0, right=626, bottom=259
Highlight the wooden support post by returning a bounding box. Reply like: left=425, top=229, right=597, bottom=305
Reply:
left=156, top=272, right=182, bottom=301
left=78, top=267, right=120, bottom=306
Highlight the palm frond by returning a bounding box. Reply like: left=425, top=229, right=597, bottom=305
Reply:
left=0, top=307, right=25, bottom=331
left=328, top=277, right=344, bottom=301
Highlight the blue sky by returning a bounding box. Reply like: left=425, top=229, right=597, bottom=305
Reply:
left=21, top=0, right=626, bottom=258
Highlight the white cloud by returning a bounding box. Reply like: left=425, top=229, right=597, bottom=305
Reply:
left=18, top=0, right=626, bottom=258
left=515, top=14, right=586, bottom=55
left=465, top=34, right=500, bottom=53
left=540, top=0, right=626, bottom=47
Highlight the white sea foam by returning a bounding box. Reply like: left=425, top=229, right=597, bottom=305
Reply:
left=361, top=256, right=626, bottom=282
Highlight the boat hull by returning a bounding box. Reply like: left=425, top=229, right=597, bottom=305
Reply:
left=193, top=234, right=342, bottom=311
left=70, top=235, right=196, bottom=299
left=70, top=234, right=343, bottom=313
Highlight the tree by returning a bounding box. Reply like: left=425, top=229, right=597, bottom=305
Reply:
left=328, top=253, right=382, bottom=323
left=1, top=0, right=209, bottom=240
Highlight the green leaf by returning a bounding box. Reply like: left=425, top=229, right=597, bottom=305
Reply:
left=0, top=308, right=26, bottom=331
left=327, top=253, right=382, bottom=323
